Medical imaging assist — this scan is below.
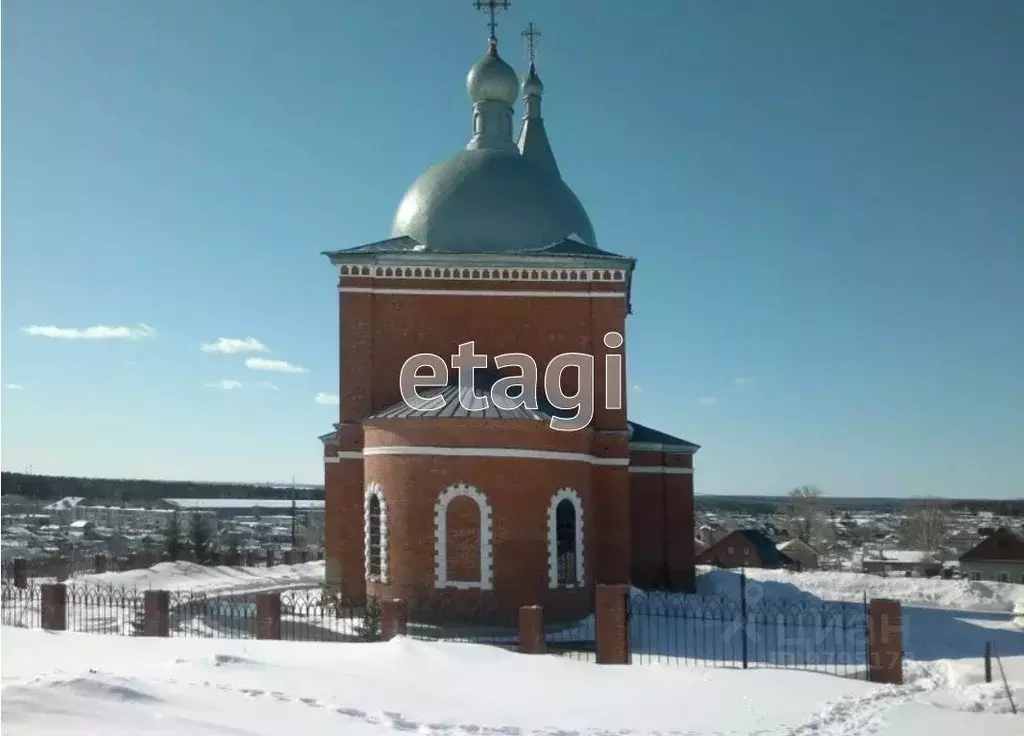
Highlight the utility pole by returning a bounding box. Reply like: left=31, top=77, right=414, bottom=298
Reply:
left=290, top=475, right=297, bottom=548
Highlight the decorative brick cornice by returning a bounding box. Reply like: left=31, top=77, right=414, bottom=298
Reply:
left=363, top=482, right=389, bottom=584
left=434, top=483, right=494, bottom=591
left=338, top=263, right=628, bottom=284
left=547, top=487, right=585, bottom=589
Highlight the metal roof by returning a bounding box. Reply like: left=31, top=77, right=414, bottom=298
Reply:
left=164, top=499, right=325, bottom=511
left=367, top=368, right=576, bottom=422
left=628, top=421, right=701, bottom=452
left=324, top=235, right=630, bottom=261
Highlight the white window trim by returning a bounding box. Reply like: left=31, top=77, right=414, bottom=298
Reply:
left=548, top=488, right=585, bottom=589
left=364, top=482, right=389, bottom=583
left=434, top=483, right=493, bottom=590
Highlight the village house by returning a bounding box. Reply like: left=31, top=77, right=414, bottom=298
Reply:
left=959, top=527, right=1024, bottom=584
left=776, top=538, right=820, bottom=570
left=859, top=548, right=941, bottom=578
left=696, top=529, right=796, bottom=570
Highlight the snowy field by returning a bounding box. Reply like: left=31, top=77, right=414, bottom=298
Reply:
left=696, top=565, right=1024, bottom=614
left=34, top=560, right=326, bottom=594
left=2, top=627, right=1021, bottom=735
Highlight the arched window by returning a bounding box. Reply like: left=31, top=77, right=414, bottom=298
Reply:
left=548, top=488, right=585, bottom=588
left=434, top=483, right=493, bottom=590
left=368, top=495, right=382, bottom=576
left=364, top=482, right=389, bottom=583
left=556, top=499, right=576, bottom=585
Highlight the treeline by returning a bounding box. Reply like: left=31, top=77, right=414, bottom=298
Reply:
left=1, top=472, right=325, bottom=505
left=696, top=493, right=1024, bottom=516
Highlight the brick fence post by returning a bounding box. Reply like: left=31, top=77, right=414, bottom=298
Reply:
left=595, top=584, right=630, bottom=665
left=317, top=550, right=325, bottom=561
left=244, top=550, right=255, bottom=566
left=143, top=590, right=170, bottom=637
left=868, top=598, right=903, bottom=685
left=41, top=583, right=67, bottom=631
left=265, top=550, right=276, bottom=568
left=299, top=549, right=309, bottom=563
left=518, top=605, right=545, bottom=654
left=94, top=554, right=108, bottom=575
left=55, top=559, right=70, bottom=583
left=12, top=558, right=28, bottom=589
left=256, top=593, right=282, bottom=639
left=283, top=549, right=296, bottom=565
left=380, top=598, right=408, bottom=640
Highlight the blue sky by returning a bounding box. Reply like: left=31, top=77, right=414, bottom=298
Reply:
left=2, top=1, right=1022, bottom=498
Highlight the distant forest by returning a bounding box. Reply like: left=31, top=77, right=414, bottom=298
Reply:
left=0, top=471, right=1020, bottom=514
left=695, top=493, right=1024, bottom=515
left=1, top=472, right=323, bottom=506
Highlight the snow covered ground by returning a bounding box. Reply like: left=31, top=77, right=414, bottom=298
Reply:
left=4, top=561, right=1023, bottom=733
left=696, top=565, right=1024, bottom=613
left=1, top=627, right=1021, bottom=735
left=43, top=560, right=326, bottom=594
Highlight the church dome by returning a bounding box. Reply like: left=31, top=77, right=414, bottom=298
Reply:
left=522, top=64, right=544, bottom=98
left=390, top=147, right=597, bottom=252
left=467, top=39, right=519, bottom=105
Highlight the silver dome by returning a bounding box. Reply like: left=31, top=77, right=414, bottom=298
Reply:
left=467, top=40, right=519, bottom=105
left=390, top=147, right=597, bottom=253
left=522, top=64, right=544, bottom=99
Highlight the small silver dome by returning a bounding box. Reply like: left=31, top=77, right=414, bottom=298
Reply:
left=390, top=147, right=597, bottom=253
left=522, top=64, right=544, bottom=98
left=467, top=40, right=519, bottom=105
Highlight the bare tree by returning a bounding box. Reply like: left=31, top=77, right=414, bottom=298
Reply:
left=778, top=486, right=826, bottom=545
left=901, top=498, right=950, bottom=556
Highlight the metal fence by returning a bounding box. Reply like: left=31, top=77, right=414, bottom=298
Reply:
left=1, top=583, right=376, bottom=642
left=628, top=578, right=870, bottom=677
left=0, top=581, right=601, bottom=659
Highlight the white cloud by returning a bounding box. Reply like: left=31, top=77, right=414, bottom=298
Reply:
left=314, top=392, right=340, bottom=406
left=204, top=379, right=244, bottom=391
left=245, top=358, right=309, bottom=374
left=697, top=396, right=718, bottom=406
left=255, top=381, right=278, bottom=390
left=630, top=384, right=644, bottom=393
left=733, top=376, right=755, bottom=388
left=200, top=337, right=270, bottom=354
left=21, top=324, right=156, bottom=340
left=4, top=384, right=25, bottom=390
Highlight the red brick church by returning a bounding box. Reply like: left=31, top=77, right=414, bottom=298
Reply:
left=320, top=14, right=698, bottom=622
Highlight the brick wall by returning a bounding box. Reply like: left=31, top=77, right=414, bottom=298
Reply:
left=628, top=449, right=695, bottom=592
left=338, top=276, right=627, bottom=425
left=362, top=421, right=595, bottom=622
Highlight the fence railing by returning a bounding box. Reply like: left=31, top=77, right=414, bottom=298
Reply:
left=2, top=579, right=901, bottom=684
left=628, top=585, right=870, bottom=678
left=1, top=582, right=368, bottom=642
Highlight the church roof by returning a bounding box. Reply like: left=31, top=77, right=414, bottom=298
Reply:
left=365, top=368, right=575, bottom=422
left=628, top=421, right=701, bottom=452
left=324, top=235, right=630, bottom=261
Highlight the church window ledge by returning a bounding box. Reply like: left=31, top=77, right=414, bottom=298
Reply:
left=364, top=482, right=389, bottom=583
left=434, top=483, right=493, bottom=590
left=548, top=488, right=585, bottom=589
